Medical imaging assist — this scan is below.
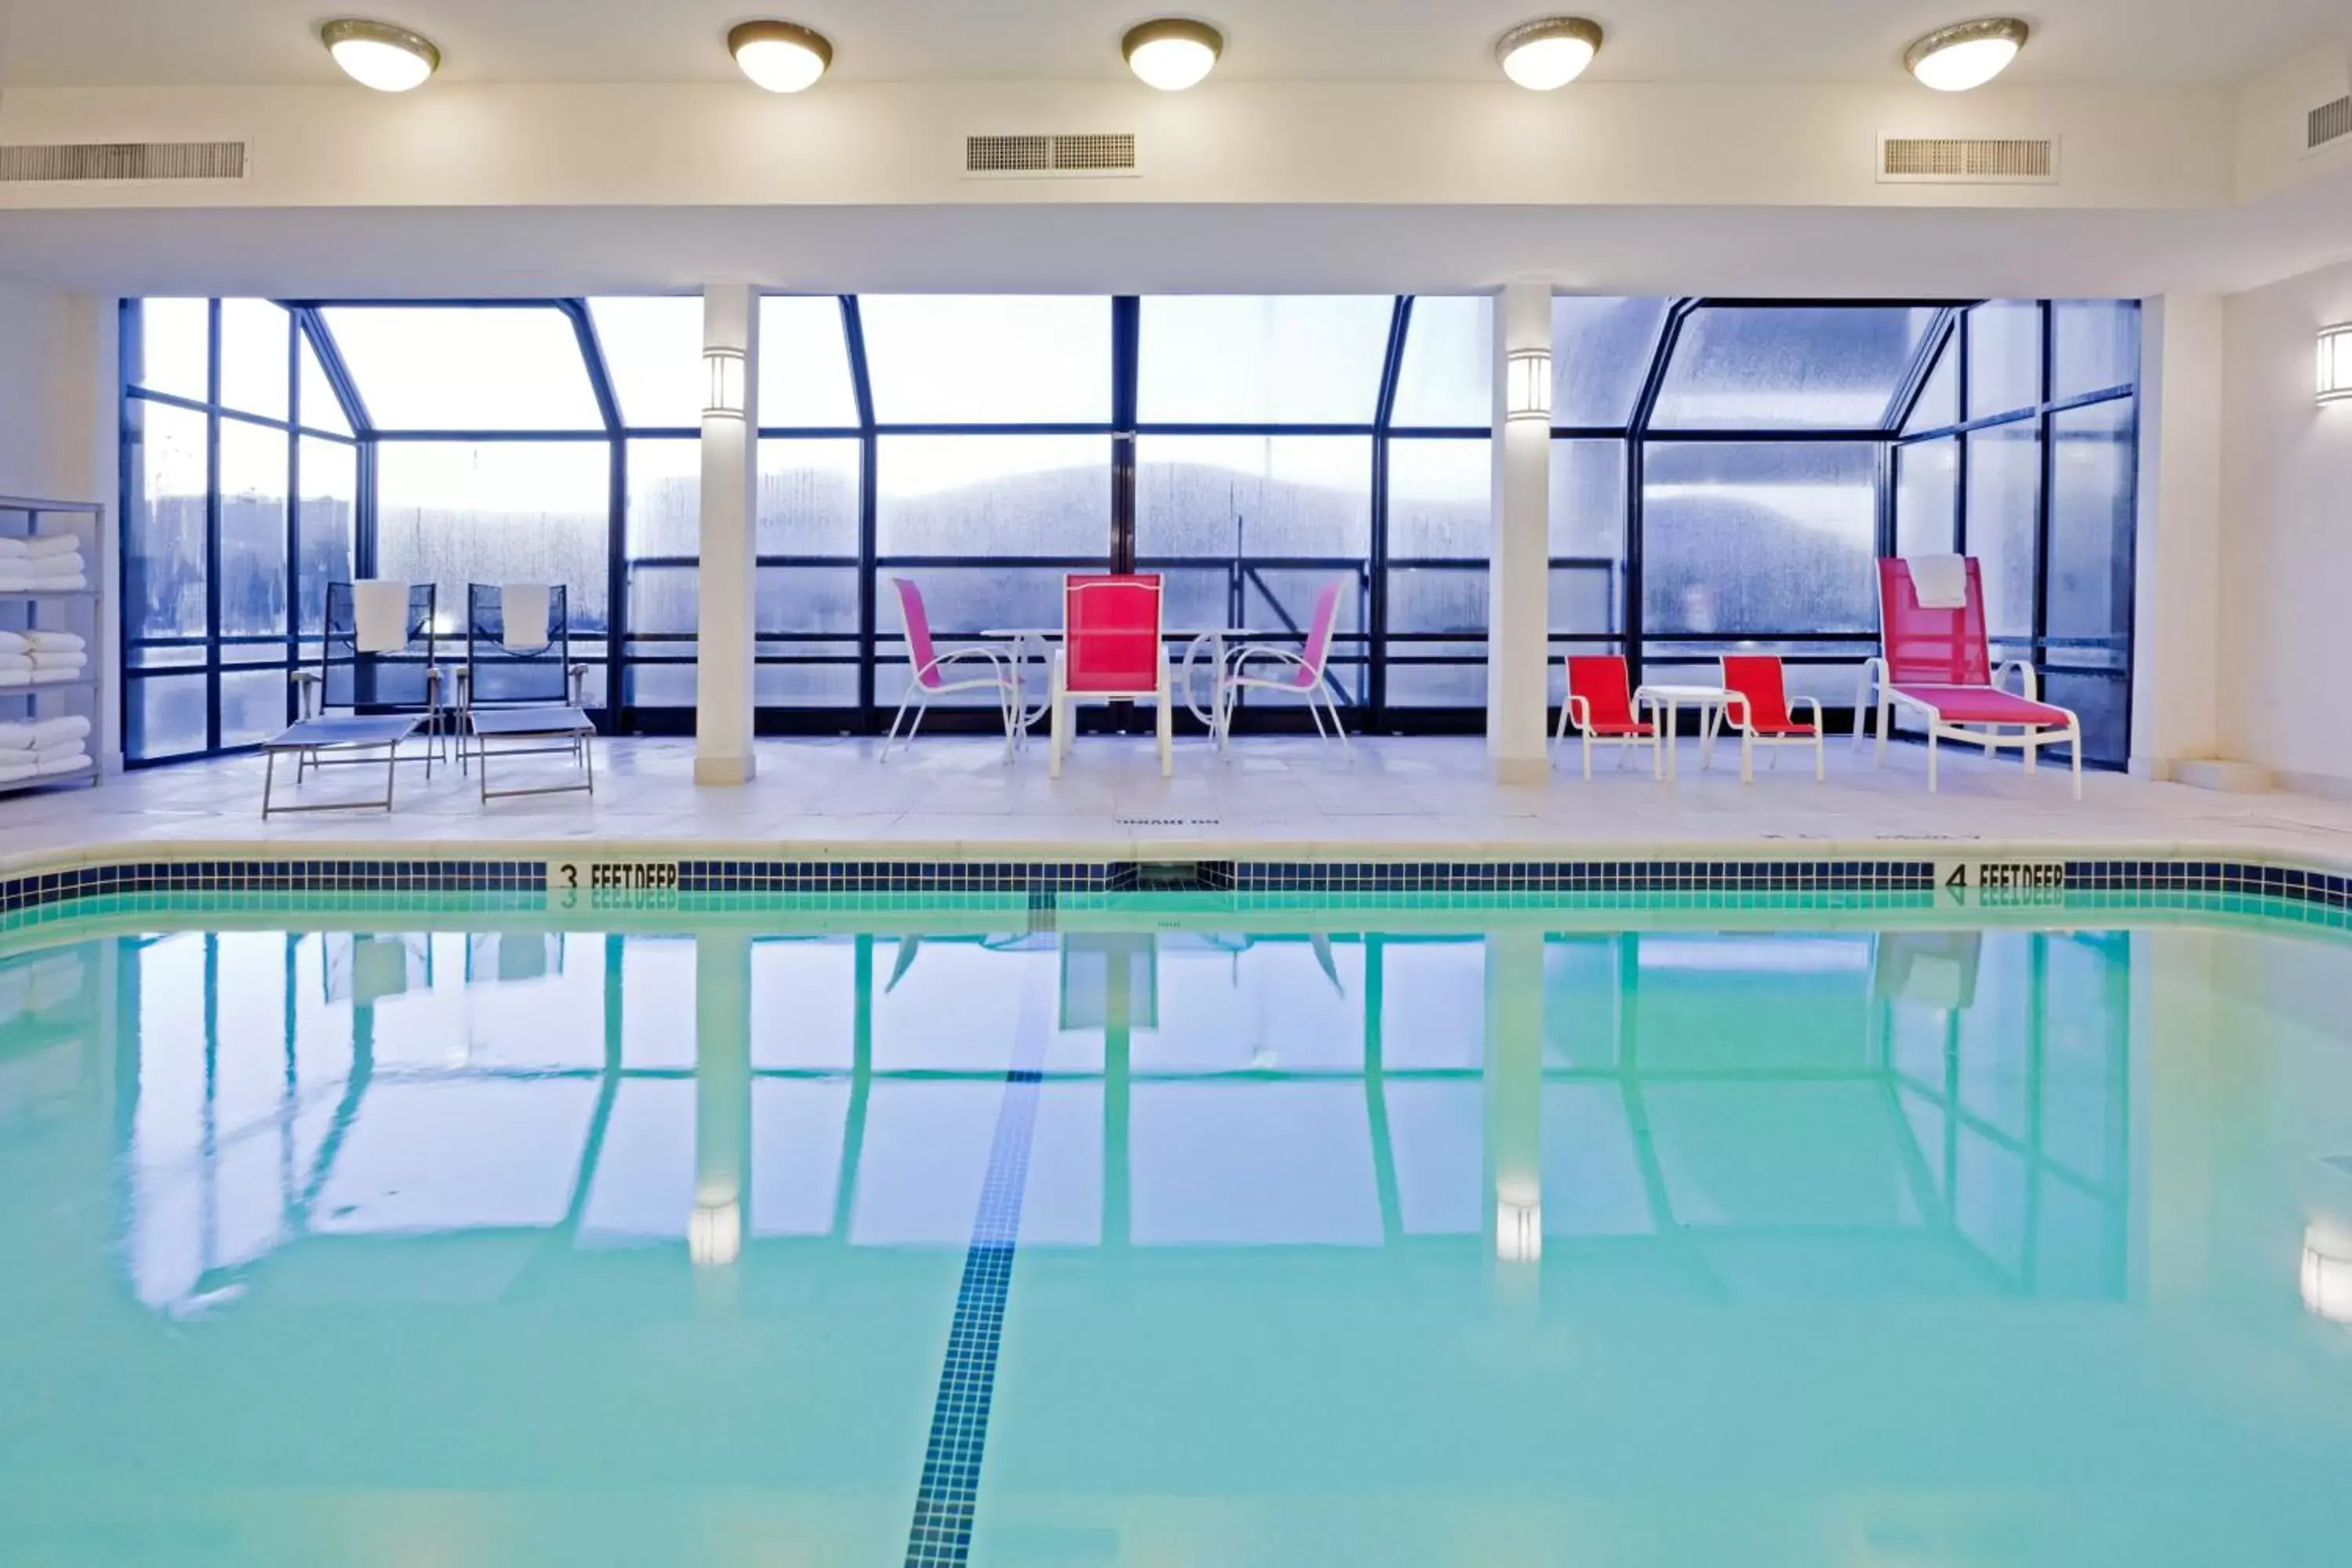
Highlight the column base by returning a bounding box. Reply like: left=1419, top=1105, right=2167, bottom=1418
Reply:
left=694, top=753, right=757, bottom=786
left=1488, top=755, right=1550, bottom=787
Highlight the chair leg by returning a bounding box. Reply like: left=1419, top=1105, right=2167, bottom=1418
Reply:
left=1581, top=731, right=1592, bottom=780
left=1156, top=683, right=1173, bottom=779
left=1813, top=731, right=1824, bottom=782
left=880, top=684, right=917, bottom=760
left=1928, top=729, right=1940, bottom=793
left=2071, top=725, right=2082, bottom=800
left=1327, top=687, right=1353, bottom=761
left=1874, top=698, right=1890, bottom=766
left=1740, top=730, right=1753, bottom=786
left=1048, top=659, right=1068, bottom=779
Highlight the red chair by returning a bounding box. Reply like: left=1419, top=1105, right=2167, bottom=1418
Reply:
left=1051, top=574, right=1172, bottom=779
left=1554, top=655, right=1660, bottom=779
left=1719, top=655, right=1824, bottom=783
left=1862, top=557, right=2081, bottom=797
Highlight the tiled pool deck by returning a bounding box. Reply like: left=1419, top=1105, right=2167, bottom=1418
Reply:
left=1, top=734, right=2347, bottom=876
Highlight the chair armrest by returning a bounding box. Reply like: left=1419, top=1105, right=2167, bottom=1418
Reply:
left=1564, top=694, right=1591, bottom=732
left=1720, top=690, right=1753, bottom=731
left=1793, top=694, right=1826, bottom=730
left=914, top=646, right=1011, bottom=684
left=291, top=669, right=321, bottom=720
left=1994, top=659, right=2039, bottom=702
left=1226, top=644, right=1308, bottom=681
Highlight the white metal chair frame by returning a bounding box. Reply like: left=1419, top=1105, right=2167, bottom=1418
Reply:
left=880, top=645, right=1022, bottom=760
left=1214, top=641, right=1352, bottom=760
left=1552, top=690, right=1664, bottom=779
left=1853, top=655, right=2083, bottom=800
left=1717, top=693, right=1828, bottom=784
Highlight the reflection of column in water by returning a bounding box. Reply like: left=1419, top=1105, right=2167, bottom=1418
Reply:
left=693, top=931, right=752, bottom=1269
left=1486, top=930, right=1544, bottom=1269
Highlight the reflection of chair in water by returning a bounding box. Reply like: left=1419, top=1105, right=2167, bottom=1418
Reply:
left=464, top=932, right=565, bottom=985
left=1059, top=935, right=1159, bottom=1031
left=324, top=932, right=433, bottom=1005
left=1871, top=930, right=1982, bottom=1009
left=296, top=580, right=448, bottom=770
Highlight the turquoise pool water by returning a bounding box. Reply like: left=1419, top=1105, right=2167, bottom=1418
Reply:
left=3, top=902, right=2351, bottom=1565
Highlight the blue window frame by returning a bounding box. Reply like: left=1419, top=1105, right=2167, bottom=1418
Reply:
left=118, top=292, right=2141, bottom=764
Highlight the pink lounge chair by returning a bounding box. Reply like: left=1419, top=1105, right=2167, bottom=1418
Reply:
left=1859, top=556, right=2082, bottom=798
left=1216, top=579, right=1351, bottom=760
left=1719, top=655, right=1825, bottom=783
left=1051, top=573, right=1172, bottom=779
left=1553, top=655, right=1661, bottom=779
left=880, top=577, right=1020, bottom=760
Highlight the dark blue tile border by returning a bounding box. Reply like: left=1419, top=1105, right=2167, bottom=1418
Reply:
left=902, top=1038, right=1045, bottom=1567
left=4, top=853, right=2352, bottom=922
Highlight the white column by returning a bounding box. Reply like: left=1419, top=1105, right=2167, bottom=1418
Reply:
left=2129, top=293, right=2224, bottom=781
left=1487, top=281, right=1552, bottom=785
left=695, top=283, right=759, bottom=786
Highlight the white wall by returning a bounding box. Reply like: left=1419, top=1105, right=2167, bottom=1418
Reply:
left=0, top=274, right=122, bottom=768
left=2217, top=254, right=2352, bottom=791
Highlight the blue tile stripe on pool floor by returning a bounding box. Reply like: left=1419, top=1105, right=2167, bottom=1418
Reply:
left=904, top=1046, right=1046, bottom=1567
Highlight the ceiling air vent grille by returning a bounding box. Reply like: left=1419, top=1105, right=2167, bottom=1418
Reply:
left=965, top=132, right=1138, bottom=178
left=1878, top=136, right=2057, bottom=183
left=2310, top=96, right=2352, bottom=154
left=0, top=140, right=247, bottom=183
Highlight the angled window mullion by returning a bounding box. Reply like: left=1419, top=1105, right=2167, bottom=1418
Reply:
left=842, top=296, right=879, bottom=723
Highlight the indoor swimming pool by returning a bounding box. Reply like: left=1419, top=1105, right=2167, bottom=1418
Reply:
left=2, top=895, right=2350, bottom=1565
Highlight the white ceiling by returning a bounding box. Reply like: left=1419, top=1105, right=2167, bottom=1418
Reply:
left=0, top=169, right=2347, bottom=301
left=0, top=0, right=2341, bottom=89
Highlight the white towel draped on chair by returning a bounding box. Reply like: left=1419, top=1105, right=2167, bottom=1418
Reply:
left=353, top=579, right=413, bottom=654
left=499, top=583, right=553, bottom=653
left=1906, top=554, right=1969, bottom=610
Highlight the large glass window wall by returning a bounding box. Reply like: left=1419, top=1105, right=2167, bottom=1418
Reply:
left=120, top=294, right=2139, bottom=766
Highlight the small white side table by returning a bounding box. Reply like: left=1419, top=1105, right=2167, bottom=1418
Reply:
left=1632, top=683, right=1731, bottom=781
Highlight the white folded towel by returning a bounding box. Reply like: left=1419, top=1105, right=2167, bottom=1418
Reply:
left=23, top=533, right=82, bottom=558
left=0, top=538, right=23, bottom=558
left=0, top=760, right=34, bottom=784
left=0, top=575, right=86, bottom=593
left=0, top=633, right=25, bottom=655
left=23, top=549, right=83, bottom=572
left=500, top=583, right=553, bottom=653
left=30, top=666, right=84, bottom=684
left=0, top=652, right=29, bottom=669
left=1907, top=554, right=1970, bottom=610
left=0, top=670, right=26, bottom=688
left=352, top=579, right=412, bottom=655
left=31, top=650, right=87, bottom=666
left=34, top=739, right=85, bottom=762
left=24, top=630, right=83, bottom=652
left=35, top=750, right=90, bottom=776
left=0, top=715, right=89, bottom=750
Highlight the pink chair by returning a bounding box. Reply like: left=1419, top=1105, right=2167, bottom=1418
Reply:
left=880, top=577, right=1020, bottom=760
left=1553, top=655, right=1660, bottom=779
left=1051, top=574, right=1171, bottom=779
left=1718, top=655, right=1824, bottom=783
left=1215, top=579, right=1351, bottom=760
left=1861, top=556, right=2081, bottom=797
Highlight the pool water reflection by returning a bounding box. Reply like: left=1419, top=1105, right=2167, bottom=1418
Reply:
left=2, top=913, right=2350, bottom=1565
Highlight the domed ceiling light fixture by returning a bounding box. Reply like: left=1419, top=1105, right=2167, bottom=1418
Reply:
left=320, top=19, right=441, bottom=92
left=1904, top=17, right=2030, bottom=92
left=1122, top=18, right=1223, bottom=92
left=728, top=20, right=834, bottom=93
left=1495, top=17, right=1603, bottom=91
